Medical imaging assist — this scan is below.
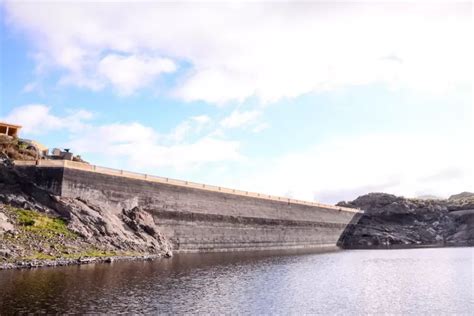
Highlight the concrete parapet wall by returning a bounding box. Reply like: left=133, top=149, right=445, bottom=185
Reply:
left=14, top=160, right=360, bottom=253
left=14, top=160, right=359, bottom=214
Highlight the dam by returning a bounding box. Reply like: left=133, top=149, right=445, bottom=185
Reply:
left=14, top=160, right=362, bottom=253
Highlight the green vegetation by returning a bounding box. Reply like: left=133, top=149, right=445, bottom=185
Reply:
left=17, top=142, right=28, bottom=150
left=2, top=206, right=141, bottom=264
left=12, top=207, right=77, bottom=239
left=18, top=249, right=119, bottom=262
left=62, top=249, right=117, bottom=259
left=16, top=209, right=35, bottom=226
left=22, top=252, right=57, bottom=261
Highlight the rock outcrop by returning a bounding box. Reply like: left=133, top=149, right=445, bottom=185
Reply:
left=0, top=136, right=37, bottom=161
left=0, top=157, right=171, bottom=269
left=449, top=192, right=474, bottom=200
left=337, top=193, right=474, bottom=248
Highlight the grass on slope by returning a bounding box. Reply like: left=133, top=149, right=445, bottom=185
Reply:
left=13, top=208, right=77, bottom=238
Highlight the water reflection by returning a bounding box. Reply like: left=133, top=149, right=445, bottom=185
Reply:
left=0, top=248, right=472, bottom=314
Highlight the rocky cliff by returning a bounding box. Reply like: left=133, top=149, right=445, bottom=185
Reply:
left=0, top=158, right=171, bottom=269
left=337, top=193, right=474, bottom=248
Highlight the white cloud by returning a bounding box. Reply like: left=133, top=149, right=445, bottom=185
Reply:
left=1, top=104, right=93, bottom=135
left=167, top=114, right=212, bottom=142
left=4, top=2, right=471, bottom=102
left=191, top=115, right=211, bottom=125
left=220, top=110, right=261, bottom=129
left=238, top=133, right=474, bottom=204
left=252, top=122, right=270, bottom=133
left=97, top=54, right=176, bottom=95
left=68, top=122, right=242, bottom=171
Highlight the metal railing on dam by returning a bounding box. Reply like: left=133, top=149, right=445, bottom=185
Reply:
left=14, top=159, right=361, bottom=213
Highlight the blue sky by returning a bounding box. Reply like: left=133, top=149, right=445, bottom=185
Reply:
left=1, top=1, right=472, bottom=203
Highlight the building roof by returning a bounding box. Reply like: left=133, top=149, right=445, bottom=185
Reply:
left=0, top=121, right=22, bottom=129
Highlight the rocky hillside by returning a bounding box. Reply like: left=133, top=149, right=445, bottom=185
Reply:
left=0, top=135, right=37, bottom=161
left=337, top=193, right=474, bottom=249
left=0, top=157, right=171, bottom=269
left=449, top=192, right=474, bottom=200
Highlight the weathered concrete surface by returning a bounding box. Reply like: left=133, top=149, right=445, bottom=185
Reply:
left=16, top=164, right=360, bottom=253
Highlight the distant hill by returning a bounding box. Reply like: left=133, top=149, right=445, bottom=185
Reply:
left=449, top=192, right=474, bottom=200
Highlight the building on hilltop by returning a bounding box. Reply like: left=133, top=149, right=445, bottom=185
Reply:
left=51, top=148, right=74, bottom=161
left=0, top=121, right=49, bottom=158
left=0, top=121, right=87, bottom=163
left=0, top=122, right=22, bottom=138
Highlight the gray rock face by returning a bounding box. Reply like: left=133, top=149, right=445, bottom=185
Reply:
left=449, top=192, right=474, bottom=200
left=0, top=211, right=14, bottom=235
left=0, top=158, right=172, bottom=266
left=337, top=193, right=474, bottom=248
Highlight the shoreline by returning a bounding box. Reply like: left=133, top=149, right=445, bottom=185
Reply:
left=0, top=253, right=169, bottom=270
left=341, top=243, right=473, bottom=250
left=1, top=246, right=339, bottom=271
left=3, top=244, right=473, bottom=271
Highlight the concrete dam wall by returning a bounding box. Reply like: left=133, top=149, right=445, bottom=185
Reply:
left=15, top=160, right=361, bottom=253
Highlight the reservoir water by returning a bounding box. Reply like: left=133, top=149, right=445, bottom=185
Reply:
left=0, top=247, right=472, bottom=314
